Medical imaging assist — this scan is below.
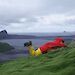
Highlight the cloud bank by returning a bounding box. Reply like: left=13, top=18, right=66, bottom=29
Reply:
left=0, top=0, right=75, bottom=33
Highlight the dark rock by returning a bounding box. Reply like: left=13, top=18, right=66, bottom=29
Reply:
left=0, top=30, right=8, bottom=39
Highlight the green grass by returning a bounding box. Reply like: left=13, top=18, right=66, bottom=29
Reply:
left=0, top=41, right=75, bottom=75
left=0, top=42, right=14, bottom=53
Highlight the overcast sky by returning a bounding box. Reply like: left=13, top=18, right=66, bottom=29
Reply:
left=0, top=0, right=75, bottom=33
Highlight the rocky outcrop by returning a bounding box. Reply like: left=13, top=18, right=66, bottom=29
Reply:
left=0, top=30, right=8, bottom=39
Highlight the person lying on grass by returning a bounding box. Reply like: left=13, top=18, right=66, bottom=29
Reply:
left=24, top=38, right=67, bottom=56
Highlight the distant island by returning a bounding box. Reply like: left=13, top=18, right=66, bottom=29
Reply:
left=0, top=30, right=36, bottom=39
left=0, top=30, right=75, bottom=40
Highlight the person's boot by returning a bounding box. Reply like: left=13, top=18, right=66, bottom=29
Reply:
left=24, top=41, right=32, bottom=47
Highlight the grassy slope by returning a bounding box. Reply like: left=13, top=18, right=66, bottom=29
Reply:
left=0, top=41, right=75, bottom=75
left=0, top=42, right=14, bottom=53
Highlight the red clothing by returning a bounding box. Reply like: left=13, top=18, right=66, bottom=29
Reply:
left=39, top=38, right=66, bottom=53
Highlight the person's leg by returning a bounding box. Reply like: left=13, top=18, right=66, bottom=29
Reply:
left=28, top=46, right=42, bottom=56
left=28, top=46, right=35, bottom=56
left=35, top=48, right=42, bottom=56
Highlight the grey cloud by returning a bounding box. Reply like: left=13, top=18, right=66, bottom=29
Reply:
left=0, top=0, right=75, bottom=25
left=40, top=0, right=75, bottom=15
left=25, top=17, right=38, bottom=23
left=0, top=17, right=20, bottom=25
left=65, top=19, right=75, bottom=25
left=0, top=0, right=42, bottom=25
left=0, top=0, right=75, bottom=33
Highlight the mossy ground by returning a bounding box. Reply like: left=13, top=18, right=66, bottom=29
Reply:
left=0, top=41, right=75, bottom=75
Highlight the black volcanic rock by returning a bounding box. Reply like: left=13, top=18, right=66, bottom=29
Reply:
left=0, top=30, right=8, bottom=39
left=0, top=30, right=7, bottom=34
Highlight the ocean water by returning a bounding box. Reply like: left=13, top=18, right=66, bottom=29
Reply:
left=1, top=37, right=73, bottom=62
left=0, top=38, right=73, bottom=62
left=0, top=39, right=52, bottom=62
left=0, top=39, right=51, bottom=48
